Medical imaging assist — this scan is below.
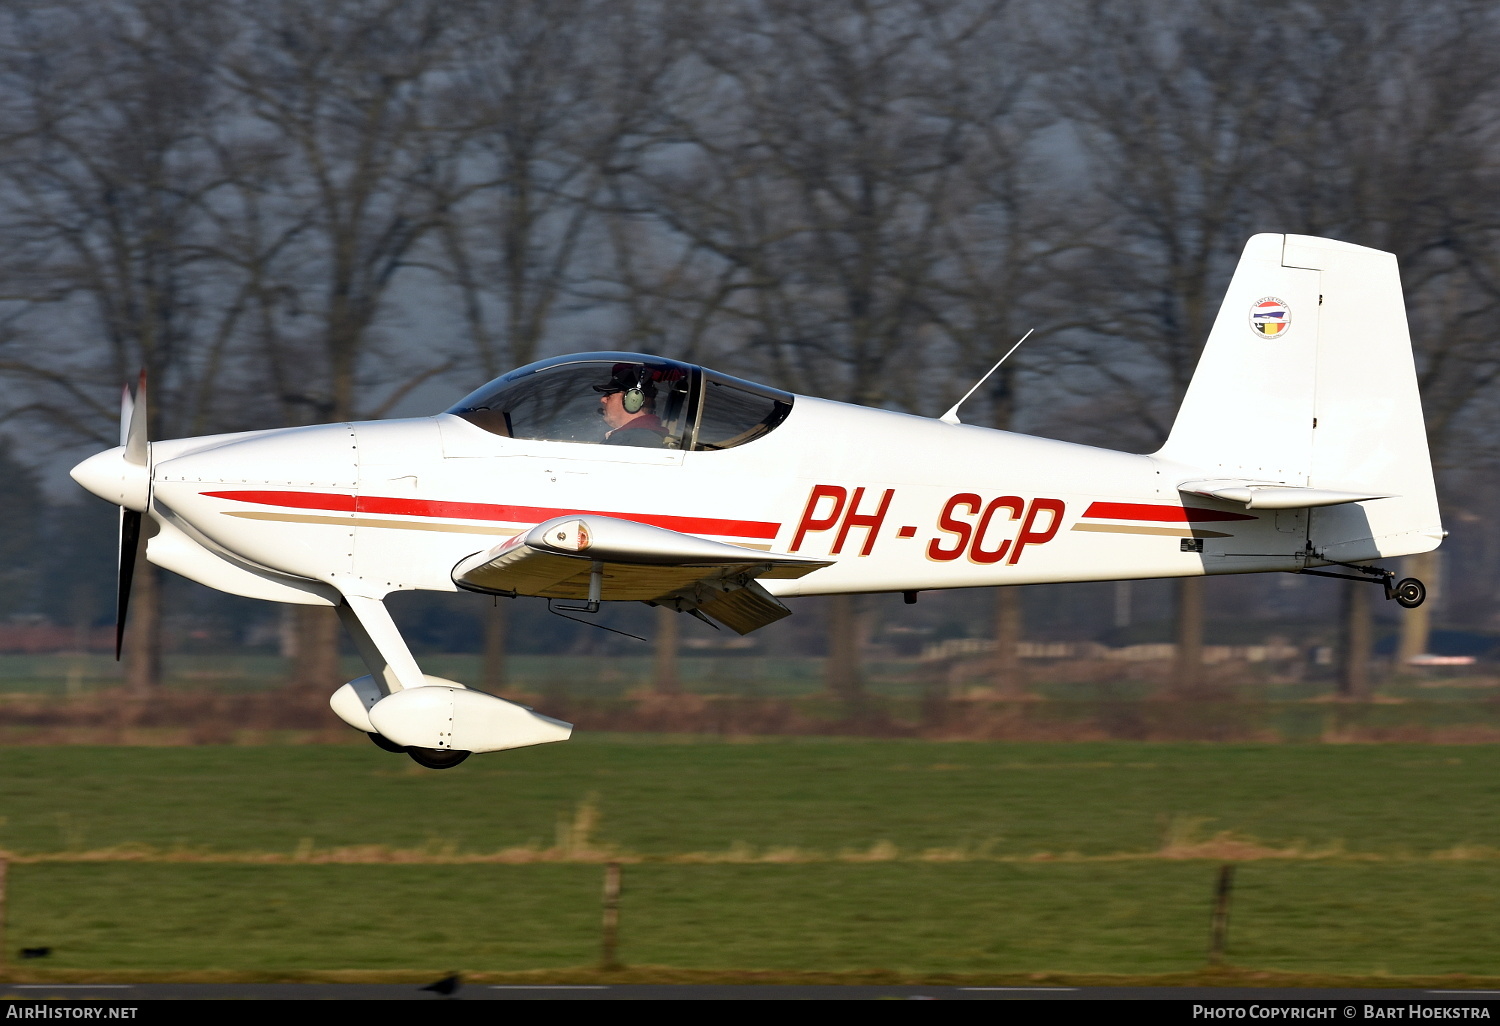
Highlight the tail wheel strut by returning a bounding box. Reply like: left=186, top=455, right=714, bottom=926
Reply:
left=1299, top=559, right=1426, bottom=608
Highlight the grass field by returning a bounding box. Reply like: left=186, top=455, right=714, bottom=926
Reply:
left=16, top=862, right=1500, bottom=975
left=3, top=738, right=1500, bottom=976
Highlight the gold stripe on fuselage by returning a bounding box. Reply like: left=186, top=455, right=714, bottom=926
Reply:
left=221, top=510, right=776, bottom=550
left=224, top=511, right=522, bottom=535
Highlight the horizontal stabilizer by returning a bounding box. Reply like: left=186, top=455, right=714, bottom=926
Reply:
left=452, top=514, right=829, bottom=603
left=1178, top=479, right=1392, bottom=510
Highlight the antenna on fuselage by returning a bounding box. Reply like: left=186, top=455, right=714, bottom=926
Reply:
left=939, top=328, right=1034, bottom=426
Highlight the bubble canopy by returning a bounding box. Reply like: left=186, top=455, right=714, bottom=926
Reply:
left=445, top=352, right=794, bottom=452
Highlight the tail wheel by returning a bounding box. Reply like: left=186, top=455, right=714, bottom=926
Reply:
left=408, top=747, right=471, bottom=770
left=1394, top=578, right=1426, bottom=609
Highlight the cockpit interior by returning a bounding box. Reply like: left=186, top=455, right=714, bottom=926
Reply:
left=446, top=353, right=794, bottom=452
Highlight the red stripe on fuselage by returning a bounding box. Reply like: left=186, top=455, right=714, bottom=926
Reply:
left=202, top=490, right=782, bottom=540
left=205, top=489, right=357, bottom=512
left=1081, top=501, right=1256, bottom=523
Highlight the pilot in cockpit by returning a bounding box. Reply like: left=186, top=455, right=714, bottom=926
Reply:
left=593, top=364, right=670, bottom=447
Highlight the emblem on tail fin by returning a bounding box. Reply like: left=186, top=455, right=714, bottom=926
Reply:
left=1250, top=297, right=1292, bottom=337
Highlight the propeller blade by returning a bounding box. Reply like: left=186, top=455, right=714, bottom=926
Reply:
left=124, top=369, right=148, bottom=466
left=119, top=384, right=135, bottom=447
left=116, top=508, right=142, bottom=660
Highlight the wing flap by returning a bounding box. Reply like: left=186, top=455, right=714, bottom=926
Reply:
left=694, top=580, right=792, bottom=635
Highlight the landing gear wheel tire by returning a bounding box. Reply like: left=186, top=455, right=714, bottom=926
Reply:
left=367, top=732, right=406, bottom=754
left=407, top=747, right=471, bottom=769
left=1394, top=578, right=1426, bottom=609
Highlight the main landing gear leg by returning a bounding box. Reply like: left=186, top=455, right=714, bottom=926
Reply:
left=1298, top=560, right=1426, bottom=609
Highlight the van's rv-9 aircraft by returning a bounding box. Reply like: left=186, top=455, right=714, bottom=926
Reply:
left=71, top=234, right=1443, bottom=768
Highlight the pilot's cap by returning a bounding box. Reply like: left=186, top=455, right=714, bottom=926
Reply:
left=592, top=363, right=655, bottom=397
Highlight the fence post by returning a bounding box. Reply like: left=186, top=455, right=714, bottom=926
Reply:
left=0, top=856, right=9, bottom=974
left=600, top=861, right=622, bottom=970
left=1209, top=863, right=1234, bottom=965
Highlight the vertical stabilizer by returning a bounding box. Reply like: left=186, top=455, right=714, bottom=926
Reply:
left=1156, top=233, right=1442, bottom=561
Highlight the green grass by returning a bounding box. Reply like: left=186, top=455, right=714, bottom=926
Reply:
left=9, top=864, right=600, bottom=971
left=5, top=739, right=1500, bottom=974
left=11, top=862, right=1500, bottom=975
left=1228, top=864, right=1500, bottom=975
left=3, top=741, right=1500, bottom=858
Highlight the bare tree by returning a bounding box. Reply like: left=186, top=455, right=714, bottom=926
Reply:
left=1255, top=0, right=1500, bottom=688
left=0, top=441, right=42, bottom=618
left=653, top=604, right=681, bottom=694
left=924, top=49, right=1070, bottom=697
left=1048, top=0, right=1290, bottom=695
left=612, top=0, right=1016, bottom=704
left=0, top=0, right=242, bottom=693
left=428, top=0, right=687, bottom=685
left=435, top=0, right=681, bottom=374
left=1049, top=0, right=1500, bottom=695
left=219, top=0, right=466, bottom=691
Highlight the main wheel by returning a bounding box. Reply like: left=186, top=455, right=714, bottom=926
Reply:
left=1394, top=578, right=1426, bottom=609
left=367, top=732, right=406, bottom=754
left=407, top=747, right=471, bottom=769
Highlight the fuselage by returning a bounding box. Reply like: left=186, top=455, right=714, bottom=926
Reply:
left=133, top=395, right=1309, bottom=608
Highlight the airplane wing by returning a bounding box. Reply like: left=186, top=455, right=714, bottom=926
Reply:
left=451, top=515, right=832, bottom=634
left=1177, top=479, right=1393, bottom=509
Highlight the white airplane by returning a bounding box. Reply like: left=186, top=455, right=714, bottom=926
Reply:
left=71, top=234, right=1441, bottom=768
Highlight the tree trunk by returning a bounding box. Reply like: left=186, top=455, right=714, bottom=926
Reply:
left=993, top=586, right=1025, bottom=698
left=1114, top=581, right=1132, bottom=629
left=1338, top=580, right=1372, bottom=699
left=653, top=605, right=681, bottom=695
left=1171, top=577, right=1204, bottom=696
left=288, top=605, right=342, bottom=692
left=483, top=601, right=508, bottom=693
left=1395, top=550, right=1436, bottom=668
left=825, top=594, right=863, bottom=706
left=123, top=560, right=161, bottom=695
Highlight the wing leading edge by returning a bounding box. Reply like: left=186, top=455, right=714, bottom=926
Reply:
left=451, top=515, right=831, bottom=634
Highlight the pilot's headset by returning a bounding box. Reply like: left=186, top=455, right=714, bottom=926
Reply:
left=621, top=366, right=652, bottom=415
